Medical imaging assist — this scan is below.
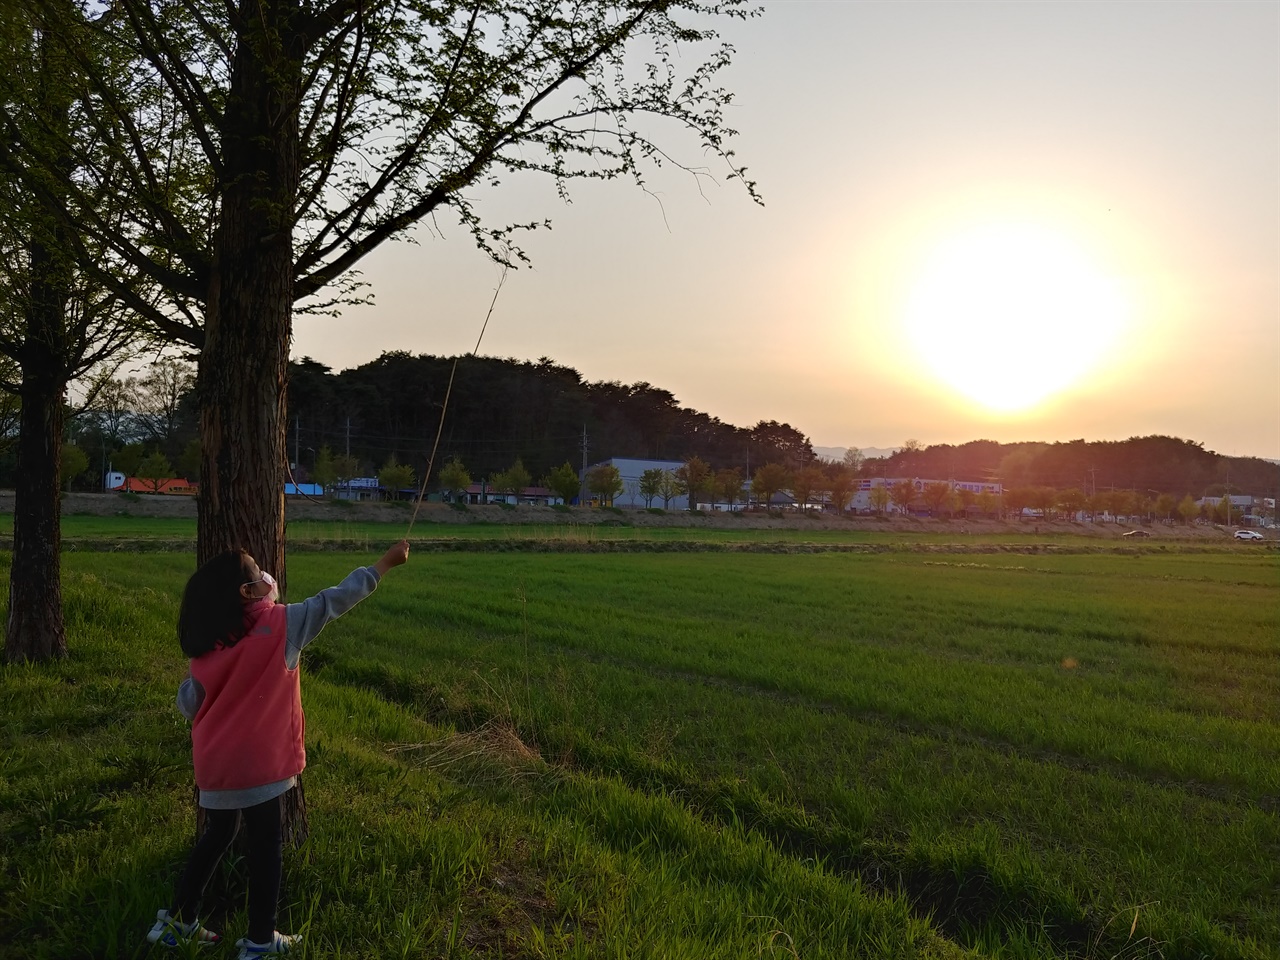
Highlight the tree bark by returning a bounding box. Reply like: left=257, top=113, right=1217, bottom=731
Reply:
left=5, top=24, right=72, bottom=664
left=196, top=0, right=301, bottom=593
left=5, top=289, right=69, bottom=664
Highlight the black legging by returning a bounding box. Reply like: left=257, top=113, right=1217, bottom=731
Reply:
left=171, top=794, right=283, bottom=943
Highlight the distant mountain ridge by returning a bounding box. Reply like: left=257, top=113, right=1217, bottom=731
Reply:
left=817, top=445, right=1279, bottom=469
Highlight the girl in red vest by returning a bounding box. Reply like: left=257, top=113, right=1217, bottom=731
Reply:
left=148, top=540, right=410, bottom=957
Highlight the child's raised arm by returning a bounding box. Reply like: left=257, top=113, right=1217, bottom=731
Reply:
left=374, top=539, right=410, bottom=577
left=283, top=542, right=410, bottom=669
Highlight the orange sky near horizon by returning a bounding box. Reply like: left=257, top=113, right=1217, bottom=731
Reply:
left=291, top=2, right=1280, bottom=461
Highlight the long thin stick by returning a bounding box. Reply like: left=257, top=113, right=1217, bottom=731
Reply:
left=406, top=265, right=508, bottom=536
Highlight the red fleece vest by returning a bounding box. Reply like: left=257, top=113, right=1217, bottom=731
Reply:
left=190, top=601, right=305, bottom=791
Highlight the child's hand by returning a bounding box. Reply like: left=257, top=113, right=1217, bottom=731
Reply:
left=375, top=540, right=410, bottom=576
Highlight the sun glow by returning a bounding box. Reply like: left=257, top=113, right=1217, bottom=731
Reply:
left=902, top=222, right=1132, bottom=412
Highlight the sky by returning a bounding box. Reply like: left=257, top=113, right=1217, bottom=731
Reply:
left=291, top=1, right=1280, bottom=461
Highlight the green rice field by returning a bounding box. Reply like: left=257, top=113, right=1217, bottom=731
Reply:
left=1, top=535, right=1276, bottom=958
left=0, top=511, right=1254, bottom=549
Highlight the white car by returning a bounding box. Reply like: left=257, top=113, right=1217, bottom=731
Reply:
left=1234, top=529, right=1264, bottom=541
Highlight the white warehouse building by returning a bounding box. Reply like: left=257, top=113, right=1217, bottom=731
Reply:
left=582, top=458, right=690, bottom=509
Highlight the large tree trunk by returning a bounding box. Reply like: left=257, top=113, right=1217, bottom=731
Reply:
left=196, top=0, right=301, bottom=593
left=5, top=23, right=71, bottom=664
left=5, top=294, right=68, bottom=664
left=195, top=3, right=308, bottom=842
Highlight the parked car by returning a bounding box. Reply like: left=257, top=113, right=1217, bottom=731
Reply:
left=1121, top=529, right=1151, bottom=538
left=1234, top=529, right=1264, bottom=541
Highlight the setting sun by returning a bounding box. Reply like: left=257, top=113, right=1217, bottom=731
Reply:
left=902, top=223, right=1133, bottom=412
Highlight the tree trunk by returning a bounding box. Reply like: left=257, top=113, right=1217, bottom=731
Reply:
left=5, top=22, right=72, bottom=663
left=196, top=0, right=301, bottom=593
left=194, top=2, right=309, bottom=842
left=5, top=306, right=68, bottom=664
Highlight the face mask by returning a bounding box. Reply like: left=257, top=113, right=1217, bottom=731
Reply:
left=245, top=571, right=278, bottom=603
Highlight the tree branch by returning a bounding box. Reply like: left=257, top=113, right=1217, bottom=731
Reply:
left=296, top=2, right=483, bottom=272
left=298, top=0, right=366, bottom=50
left=112, top=0, right=225, bottom=178
left=297, top=2, right=659, bottom=292
left=0, top=107, right=204, bottom=303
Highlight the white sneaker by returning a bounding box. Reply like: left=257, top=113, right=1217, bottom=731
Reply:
left=145, top=909, right=221, bottom=947
left=236, top=931, right=301, bottom=958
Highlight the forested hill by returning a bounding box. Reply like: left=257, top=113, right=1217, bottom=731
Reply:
left=286, top=352, right=1278, bottom=498
left=867, top=437, right=1278, bottom=500
left=285, top=352, right=815, bottom=482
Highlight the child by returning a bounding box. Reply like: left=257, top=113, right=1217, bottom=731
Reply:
left=148, top=540, right=410, bottom=957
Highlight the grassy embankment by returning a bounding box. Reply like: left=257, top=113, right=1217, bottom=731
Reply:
left=1, top=539, right=1276, bottom=959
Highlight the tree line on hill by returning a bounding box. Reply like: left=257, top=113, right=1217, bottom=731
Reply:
left=288, top=355, right=1280, bottom=504
left=283, top=351, right=818, bottom=485
left=11, top=352, right=816, bottom=494
left=25, top=352, right=1277, bottom=514
left=867, top=436, right=1278, bottom=502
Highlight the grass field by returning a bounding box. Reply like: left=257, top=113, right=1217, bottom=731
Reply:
left=0, top=512, right=1254, bottom=550
left=1, top=539, right=1276, bottom=959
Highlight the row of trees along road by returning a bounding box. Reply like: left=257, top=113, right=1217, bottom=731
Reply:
left=0, top=0, right=760, bottom=662
left=440, top=455, right=1273, bottom=525
left=32, top=360, right=203, bottom=492
left=622, top=467, right=1267, bottom=523
left=46, top=356, right=1276, bottom=514
left=40, top=354, right=1276, bottom=513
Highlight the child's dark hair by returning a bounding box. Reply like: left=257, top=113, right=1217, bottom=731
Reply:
left=178, top=550, right=255, bottom=657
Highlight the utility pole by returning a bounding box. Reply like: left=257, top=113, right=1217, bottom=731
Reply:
left=345, top=417, right=350, bottom=458
left=294, top=416, right=300, bottom=469
left=1225, top=464, right=1231, bottom=527
left=579, top=425, right=589, bottom=506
